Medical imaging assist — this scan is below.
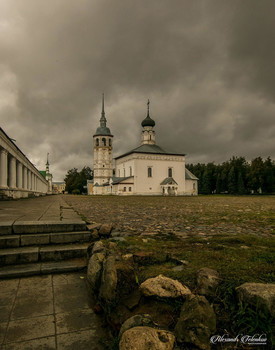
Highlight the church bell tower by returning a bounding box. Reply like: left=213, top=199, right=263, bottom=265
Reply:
left=93, top=94, right=113, bottom=191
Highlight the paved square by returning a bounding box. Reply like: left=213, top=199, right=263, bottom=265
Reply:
left=0, top=272, right=109, bottom=349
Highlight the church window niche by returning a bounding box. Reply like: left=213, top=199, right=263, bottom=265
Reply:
left=124, top=168, right=126, bottom=177
left=123, top=187, right=126, bottom=192
left=168, top=167, right=173, bottom=177
left=129, top=187, right=132, bottom=192
left=129, top=166, right=132, bottom=176
left=109, top=139, right=112, bottom=146
left=148, top=167, right=152, bottom=177
left=96, top=138, right=99, bottom=146
left=102, top=138, right=106, bottom=146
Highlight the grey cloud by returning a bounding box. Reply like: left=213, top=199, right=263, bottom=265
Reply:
left=0, top=0, right=274, bottom=180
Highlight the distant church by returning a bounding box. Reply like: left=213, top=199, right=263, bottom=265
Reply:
left=89, top=96, right=198, bottom=196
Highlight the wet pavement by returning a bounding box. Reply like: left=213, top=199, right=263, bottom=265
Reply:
left=0, top=272, right=109, bottom=349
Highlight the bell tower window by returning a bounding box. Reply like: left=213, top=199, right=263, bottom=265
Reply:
left=109, top=139, right=112, bottom=146
left=96, top=138, right=99, bottom=146
left=102, top=138, right=106, bottom=146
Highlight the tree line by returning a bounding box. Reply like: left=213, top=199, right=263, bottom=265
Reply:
left=64, top=167, right=93, bottom=194
left=187, top=156, right=274, bottom=195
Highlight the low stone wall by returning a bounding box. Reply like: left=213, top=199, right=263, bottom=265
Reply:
left=85, top=223, right=274, bottom=350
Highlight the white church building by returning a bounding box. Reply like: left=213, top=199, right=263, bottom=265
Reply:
left=90, top=96, right=198, bottom=196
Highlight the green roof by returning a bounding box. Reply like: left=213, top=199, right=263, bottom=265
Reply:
left=160, top=177, right=178, bottom=186
left=39, top=170, right=47, bottom=179
left=185, top=168, right=199, bottom=180
left=115, top=143, right=185, bottom=160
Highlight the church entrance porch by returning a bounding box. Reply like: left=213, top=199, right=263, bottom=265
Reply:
left=160, top=177, right=178, bottom=196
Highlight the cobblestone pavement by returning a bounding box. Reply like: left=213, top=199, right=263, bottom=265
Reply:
left=0, top=196, right=80, bottom=223
left=63, top=195, right=275, bottom=237
left=0, top=273, right=108, bottom=350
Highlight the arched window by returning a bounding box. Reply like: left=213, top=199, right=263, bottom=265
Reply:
left=102, top=138, right=106, bottom=146
left=129, top=166, right=132, bottom=176
left=96, top=138, right=99, bottom=146
left=148, top=167, right=152, bottom=177
left=109, top=139, right=112, bottom=146
left=168, top=168, right=172, bottom=177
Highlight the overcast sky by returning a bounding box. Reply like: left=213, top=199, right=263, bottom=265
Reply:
left=0, top=0, right=274, bottom=181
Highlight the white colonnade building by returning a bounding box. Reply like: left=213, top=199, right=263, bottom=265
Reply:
left=0, top=127, right=50, bottom=199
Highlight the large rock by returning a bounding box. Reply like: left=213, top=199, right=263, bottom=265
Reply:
left=99, top=255, right=117, bottom=302
left=119, top=314, right=157, bottom=339
left=99, top=223, right=113, bottom=237
left=140, top=274, right=191, bottom=298
left=235, top=282, right=275, bottom=317
left=174, top=294, right=216, bottom=350
left=87, top=252, right=105, bottom=293
left=92, top=241, right=105, bottom=254
left=119, top=326, right=175, bottom=350
left=197, top=267, right=220, bottom=297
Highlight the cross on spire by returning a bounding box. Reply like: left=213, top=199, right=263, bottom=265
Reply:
left=147, top=99, right=150, bottom=117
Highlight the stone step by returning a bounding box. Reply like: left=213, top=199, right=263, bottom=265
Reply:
left=0, top=220, right=87, bottom=235
left=0, top=243, right=89, bottom=266
left=40, top=243, right=89, bottom=262
left=0, top=246, right=39, bottom=266
left=0, top=258, right=87, bottom=278
left=0, top=231, right=91, bottom=248
left=0, top=235, right=20, bottom=248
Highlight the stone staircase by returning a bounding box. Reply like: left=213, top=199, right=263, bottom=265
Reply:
left=0, top=220, right=91, bottom=278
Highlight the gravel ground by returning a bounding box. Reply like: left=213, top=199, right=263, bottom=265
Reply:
left=63, top=195, right=274, bottom=237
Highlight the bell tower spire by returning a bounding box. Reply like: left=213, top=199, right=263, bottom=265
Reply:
left=93, top=94, right=114, bottom=194
left=100, top=93, right=107, bottom=128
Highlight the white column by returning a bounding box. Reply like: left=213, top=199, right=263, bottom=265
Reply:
left=0, top=149, right=8, bottom=188
left=30, top=172, right=33, bottom=190
left=28, top=170, right=31, bottom=190
left=17, top=162, right=23, bottom=189
left=9, top=156, right=17, bottom=188
left=23, top=167, right=28, bottom=189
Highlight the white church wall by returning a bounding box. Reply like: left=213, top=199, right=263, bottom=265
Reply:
left=185, top=179, right=198, bottom=196
left=134, top=155, right=186, bottom=195
left=116, top=158, right=135, bottom=178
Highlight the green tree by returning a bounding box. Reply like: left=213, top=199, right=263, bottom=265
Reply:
left=228, top=166, right=237, bottom=194
left=64, top=167, right=93, bottom=194
left=64, top=168, right=78, bottom=194
left=249, top=157, right=264, bottom=193
left=237, top=171, right=245, bottom=194
left=262, top=157, right=275, bottom=193
left=216, top=173, right=222, bottom=194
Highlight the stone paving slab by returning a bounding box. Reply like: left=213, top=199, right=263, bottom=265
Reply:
left=0, top=272, right=108, bottom=349
left=0, top=195, right=82, bottom=224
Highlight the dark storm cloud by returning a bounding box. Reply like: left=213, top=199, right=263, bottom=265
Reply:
left=0, top=0, right=274, bottom=180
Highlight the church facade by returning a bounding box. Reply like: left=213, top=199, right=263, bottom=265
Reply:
left=91, top=97, right=198, bottom=196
